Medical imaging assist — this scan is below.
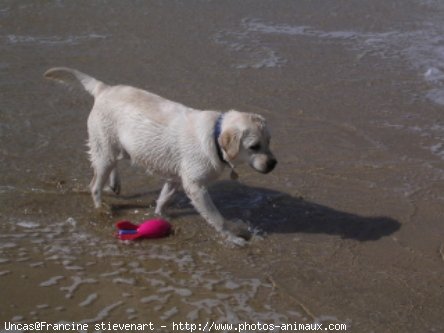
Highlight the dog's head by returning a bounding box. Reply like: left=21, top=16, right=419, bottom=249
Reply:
left=219, top=111, right=277, bottom=174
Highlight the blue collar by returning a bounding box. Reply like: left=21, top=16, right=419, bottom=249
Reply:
left=214, top=114, right=226, bottom=164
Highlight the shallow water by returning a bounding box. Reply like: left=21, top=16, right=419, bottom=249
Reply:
left=1, top=0, right=444, bottom=332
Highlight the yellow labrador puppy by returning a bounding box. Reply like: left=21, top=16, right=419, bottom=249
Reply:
left=44, top=67, right=277, bottom=245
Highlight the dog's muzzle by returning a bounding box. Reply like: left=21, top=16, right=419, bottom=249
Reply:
left=251, top=157, right=277, bottom=174
left=265, top=158, right=277, bottom=173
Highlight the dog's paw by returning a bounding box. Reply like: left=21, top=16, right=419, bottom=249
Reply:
left=231, top=219, right=252, bottom=240
left=154, top=207, right=171, bottom=218
left=224, top=219, right=252, bottom=243
left=104, top=184, right=121, bottom=195
left=93, top=202, right=112, bottom=218
left=110, top=183, right=121, bottom=195
left=225, top=233, right=248, bottom=247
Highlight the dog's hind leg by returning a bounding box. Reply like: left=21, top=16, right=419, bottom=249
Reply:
left=108, top=167, right=121, bottom=195
left=90, top=159, right=116, bottom=208
left=155, top=181, right=179, bottom=215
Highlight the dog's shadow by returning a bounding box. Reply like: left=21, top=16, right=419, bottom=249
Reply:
left=207, top=181, right=400, bottom=241
left=112, top=180, right=400, bottom=241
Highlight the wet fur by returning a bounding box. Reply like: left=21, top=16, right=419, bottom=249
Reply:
left=44, top=67, right=277, bottom=245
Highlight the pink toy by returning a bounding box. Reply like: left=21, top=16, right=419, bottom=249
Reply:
left=115, top=218, right=172, bottom=240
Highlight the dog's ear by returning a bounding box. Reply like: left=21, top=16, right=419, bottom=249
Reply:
left=250, top=113, right=266, bottom=128
left=219, top=129, right=241, bottom=161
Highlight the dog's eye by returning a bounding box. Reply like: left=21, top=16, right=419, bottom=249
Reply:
left=249, top=143, right=261, bottom=151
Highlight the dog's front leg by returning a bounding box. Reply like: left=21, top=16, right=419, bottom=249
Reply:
left=183, top=180, right=250, bottom=246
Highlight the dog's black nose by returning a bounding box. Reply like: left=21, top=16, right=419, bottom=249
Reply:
left=266, top=158, right=277, bottom=172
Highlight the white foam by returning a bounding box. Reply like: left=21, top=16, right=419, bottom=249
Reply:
left=80, top=301, right=123, bottom=323
left=64, top=265, right=84, bottom=271
left=160, top=307, right=178, bottom=320
left=424, top=67, right=444, bottom=82
left=430, top=142, right=444, bottom=159
left=39, top=275, right=64, bottom=287
left=16, top=221, right=40, bottom=228
left=0, top=185, right=15, bottom=193
left=218, top=14, right=444, bottom=106
left=100, top=270, right=123, bottom=277
left=65, top=217, right=77, bottom=227
left=60, top=276, right=97, bottom=298
left=158, top=286, right=193, bottom=297
left=112, top=277, right=135, bottom=285
left=224, top=280, right=240, bottom=290
left=79, top=293, right=98, bottom=307
left=213, top=22, right=286, bottom=69
left=160, top=306, right=179, bottom=320
left=6, top=34, right=107, bottom=46
left=140, top=294, right=171, bottom=304
left=1, top=207, right=347, bottom=329
left=146, top=277, right=166, bottom=287
left=426, top=89, right=444, bottom=106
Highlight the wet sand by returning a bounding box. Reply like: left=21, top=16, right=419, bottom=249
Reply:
left=1, top=0, right=444, bottom=332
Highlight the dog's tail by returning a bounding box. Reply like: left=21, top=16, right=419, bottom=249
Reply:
left=44, top=67, right=106, bottom=97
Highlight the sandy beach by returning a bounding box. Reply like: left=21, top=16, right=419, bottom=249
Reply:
left=1, top=1, right=444, bottom=332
